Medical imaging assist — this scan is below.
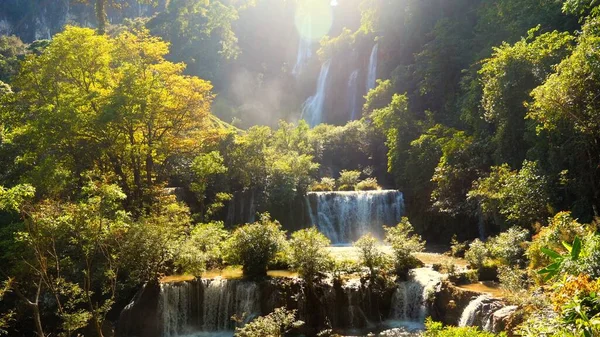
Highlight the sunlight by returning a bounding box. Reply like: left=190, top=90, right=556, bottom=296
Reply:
left=294, top=0, right=333, bottom=42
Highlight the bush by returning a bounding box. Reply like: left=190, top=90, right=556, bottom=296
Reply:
left=234, top=307, right=303, bottom=337
left=384, top=217, right=425, bottom=277
left=527, top=211, right=586, bottom=269
left=225, top=213, right=288, bottom=278
left=487, top=227, right=529, bottom=266
left=309, top=177, right=336, bottom=192
left=465, top=239, right=489, bottom=269
left=450, top=235, right=468, bottom=258
left=355, top=177, right=381, bottom=191
left=424, top=317, right=505, bottom=336
left=337, top=170, right=361, bottom=191
left=176, top=221, right=229, bottom=275
left=289, top=228, right=332, bottom=284
left=354, top=233, right=391, bottom=282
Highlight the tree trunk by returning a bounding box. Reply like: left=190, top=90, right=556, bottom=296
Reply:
left=95, top=0, right=107, bottom=35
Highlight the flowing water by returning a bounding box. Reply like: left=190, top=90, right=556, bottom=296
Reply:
left=458, top=294, right=504, bottom=331
left=347, top=69, right=360, bottom=120
left=389, top=268, right=442, bottom=324
left=306, top=190, right=404, bottom=244
left=302, top=59, right=332, bottom=126
left=293, top=16, right=313, bottom=77
left=366, top=43, right=379, bottom=91
left=159, top=279, right=260, bottom=336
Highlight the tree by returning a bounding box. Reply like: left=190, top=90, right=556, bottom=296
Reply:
left=479, top=28, right=574, bottom=167
left=354, top=233, right=390, bottom=283
left=5, top=26, right=214, bottom=211
left=384, top=217, right=425, bottom=277
left=289, top=228, right=331, bottom=285
left=225, top=213, right=288, bottom=278
left=528, top=18, right=600, bottom=215
left=468, top=160, right=550, bottom=229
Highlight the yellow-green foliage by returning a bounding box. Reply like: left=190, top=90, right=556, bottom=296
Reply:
left=424, top=318, right=506, bottom=336
left=527, top=211, right=586, bottom=269
left=355, top=177, right=381, bottom=191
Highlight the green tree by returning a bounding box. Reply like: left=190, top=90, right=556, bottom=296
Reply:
left=354, top=233, right=390, bottom=283
left=384, top=217, right=425, bottom=277
left=468, top=160, right=550, bottom=229
left=528, top=18, right=600, bottom=215
left=225, top=213, right=288, bottom=278
left=289, top=228, right=331, bottom=285
left=5, top=26, right=214, bottom=210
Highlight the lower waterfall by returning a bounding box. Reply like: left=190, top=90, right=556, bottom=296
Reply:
left=458, top=295, right=504, bottom=331
left=159, top=279, right=260, bottom=336
left=306, top=190, right=405, bottom=244
left=389, top=268, right=442, bottom=324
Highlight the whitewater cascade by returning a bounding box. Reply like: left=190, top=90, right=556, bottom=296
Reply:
left=302, top=59, right=332, bottom=126
left=366, top=43, right=379, bottom=91
left=347, top=69, right=360, bottom=120
left=306, top=190, right=404, bottom=244
left=458, top=295, right=504, bottom=331
left=390, top=268, right=442, bottom=323
left=293, top=16, right=313, bottom=77
left=159, top=279, right=260, bottom=336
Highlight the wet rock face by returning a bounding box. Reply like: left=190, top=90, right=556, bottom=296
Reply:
left=116, top=281, right=161, bottom=337
left=430, top=281, right=481, bottom=325
left=115, top=278, right=398, bottom=337
left=491, top=305, right=520, bottom=335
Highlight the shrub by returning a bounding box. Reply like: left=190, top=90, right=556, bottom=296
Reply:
left=176, top=221, right=229, bottom=275
left=424, top=317, right=505, bottom=336
left=355, top=177, right=381, bottom=191
left=450, top=234, right=468, bottom=258
left=354, top=233, right=391, bottom=282
left=309, top=177, right=336, bottom=192
left=234, top=307, right=303, bottom=337
left=289, top=228, right=332, bottom=284
left=498, top=266, right=531, bottom=304
left=527, top=211, right=586, bottom=269
left=225, top=213, right=288, bottom=278
left=337, top=170, right=361, bottom=191
left=465, top=239, right=489, bottom=269
left=384, top=217, right=425, bottom=277
left=487, top=227, right=529, bottom=266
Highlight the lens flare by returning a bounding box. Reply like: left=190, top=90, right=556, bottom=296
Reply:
left=295, top=0, right=333, bottom=42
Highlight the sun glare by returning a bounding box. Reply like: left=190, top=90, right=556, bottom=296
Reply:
left=294, top=0, right=334, bottom=42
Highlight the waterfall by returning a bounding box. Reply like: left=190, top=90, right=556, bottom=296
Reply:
left=389, top=268, right=442, bottom=323
left=301, top=59, right=332, bottom=127
left=366, top=43, right=379, bottom=91
left=347, top=69, right=360, bottom=120
left=458, top=295, right=504, bottom=331
left=306, top=190, right=404, bottom=244
left=293, top=16, right=313, bottom=77
left=159, top=279, right=260, bottom=336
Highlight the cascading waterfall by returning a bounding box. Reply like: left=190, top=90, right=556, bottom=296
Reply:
left=159, top=279, right=260, bottom=336
left=459, top=295, right=504, bottom=331
left=306, top=190, right=404, bottom=244
left=366, top=43, right=379, bottom=91
left=293, top=16, right=313, bottom=77
left=389, top=268, right=442, bottom=324
left=301, top=59, right=332, bottom=127
left=347, top=69, right=360, bottom=120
